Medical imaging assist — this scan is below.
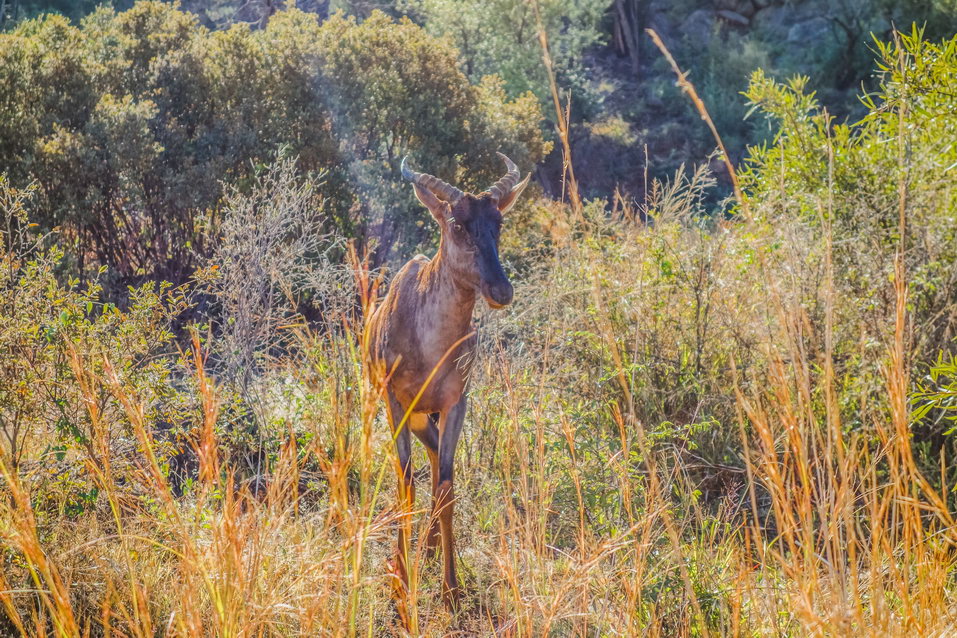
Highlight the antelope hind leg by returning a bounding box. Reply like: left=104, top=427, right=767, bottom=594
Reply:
left=385, top=390, right=415, bottom=625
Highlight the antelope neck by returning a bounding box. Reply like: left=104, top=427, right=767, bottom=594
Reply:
left=422, top=238, right=476, bottom=328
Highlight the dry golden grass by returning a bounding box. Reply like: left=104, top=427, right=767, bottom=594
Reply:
left=2, top=25, right=957, bottom=638
left=2, top=192, right=956, bottom=635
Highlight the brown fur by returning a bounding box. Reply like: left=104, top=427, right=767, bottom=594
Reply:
left=367, top=181, right=527, bottom=615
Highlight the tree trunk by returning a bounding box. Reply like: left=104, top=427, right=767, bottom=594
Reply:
left=613, top=0, right=649, bottom=77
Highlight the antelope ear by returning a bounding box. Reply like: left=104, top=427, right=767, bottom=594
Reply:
left=412, top=183, right=450, bottom=222
left=495, top=173, right=531, bottom=214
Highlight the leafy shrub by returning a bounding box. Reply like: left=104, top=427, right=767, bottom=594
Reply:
left=199, top=151, right=351, bottom=427
left=0, top=174, right=188, bottom=527
left=403, top=0, right=607, bottom=106
left=0, top=2, right=549, bottom=292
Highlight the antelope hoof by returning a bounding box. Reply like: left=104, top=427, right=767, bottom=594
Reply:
left=443, top=583, right=462, bottom=611
left=386, top=558, right=413, bottom=628
left=386, top=557, right=408, bottom=594
left=425, top=529, right=441, bottom=561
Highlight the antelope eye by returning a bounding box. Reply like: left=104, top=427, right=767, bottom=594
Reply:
left=453, top=223, right=463, bottom=232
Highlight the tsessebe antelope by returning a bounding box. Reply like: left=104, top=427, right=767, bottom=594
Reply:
left=366, top=153, right=530, bottom=610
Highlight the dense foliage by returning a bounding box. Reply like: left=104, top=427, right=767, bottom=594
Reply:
left=403, top=0, right=607, bottom=104
left=0, top=2, right=549, bottom=289
left=9, top=0, right=957, bottom=203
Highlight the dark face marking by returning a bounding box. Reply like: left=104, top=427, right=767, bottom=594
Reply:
left=446, top=194, right=513, bottom=308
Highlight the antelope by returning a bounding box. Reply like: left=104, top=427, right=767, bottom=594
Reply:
left=366, top=153, right=530, bottom=610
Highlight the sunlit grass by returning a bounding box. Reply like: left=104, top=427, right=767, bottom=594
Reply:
left=3, top=188, right=956, bottom=635
left=2, top=19, right=957, bottom=638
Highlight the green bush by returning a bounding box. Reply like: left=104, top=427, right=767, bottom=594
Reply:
left=913, top=350, right=957, bottom=495
left=0, top=2, right=549, bottom=292
left=743, top=27, right=957, bottom=358
left=0, top=174, right=187, bottom=521
left=403, top=0, right=607, bottom=106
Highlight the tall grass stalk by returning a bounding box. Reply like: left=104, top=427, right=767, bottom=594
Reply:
left=2, top=27, right=957, bottom=638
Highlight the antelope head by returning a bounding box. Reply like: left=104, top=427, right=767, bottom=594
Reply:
left=402, top=153, right=531, bottom=309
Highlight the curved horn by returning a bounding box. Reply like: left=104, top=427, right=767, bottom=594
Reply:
left=401, top=156, right=464, bottom=204
left=487, top=152, right=521, bottom=202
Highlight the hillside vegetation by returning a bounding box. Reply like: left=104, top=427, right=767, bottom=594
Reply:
left=1, top=1, right=957, bottom=636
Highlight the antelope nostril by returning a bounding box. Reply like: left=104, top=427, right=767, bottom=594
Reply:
left=490, top=282, right=513, bottom=306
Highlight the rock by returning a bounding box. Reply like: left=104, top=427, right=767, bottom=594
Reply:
left=680, top=9, right=716, bottom=46
left=645, top=93, right=665, bottom=111
left=716, top=0, right=757, bottom=17
left=736, top=0, right=758, bottom=18
left=751, top=5, right=792, bottom=39
left=296, top=0, right=329, bottom=20
left=708, top=156, right=730, bottom=177
left=192, top=8, right=216, bottom=29
left=717, top=9, right=750, bottom=27
left=648, top=11, right=677, bottom=44
left=787, top=16, right=832, bottom=43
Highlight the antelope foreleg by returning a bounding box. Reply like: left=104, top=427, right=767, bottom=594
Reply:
left=412, top=413, right=442, bottom=558
left=436, top=396, right=467, bottom=609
